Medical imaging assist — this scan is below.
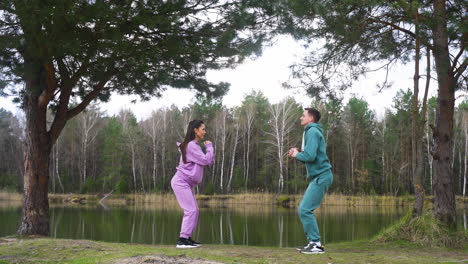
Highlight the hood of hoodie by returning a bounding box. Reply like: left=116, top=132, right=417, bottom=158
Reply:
left=304, top=122, right=323, bottom=134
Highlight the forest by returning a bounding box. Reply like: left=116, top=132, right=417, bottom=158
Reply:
left=1, top=90, right=466, bottom=196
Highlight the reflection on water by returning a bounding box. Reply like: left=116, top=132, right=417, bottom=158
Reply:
left=0, top=203, right=466, bottom=247
left=464, top=208, right=467, bottom=231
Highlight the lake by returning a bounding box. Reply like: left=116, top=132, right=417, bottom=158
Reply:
left=1, top=202, right=466, bottom=247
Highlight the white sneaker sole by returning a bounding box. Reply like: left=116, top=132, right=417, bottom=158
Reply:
left=300, top=251, right=324, bottom=254
left=176, top=244, right=200, bottom=249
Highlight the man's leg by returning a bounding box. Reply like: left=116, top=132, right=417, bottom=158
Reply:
left=298, top=171, right=333, bottom=243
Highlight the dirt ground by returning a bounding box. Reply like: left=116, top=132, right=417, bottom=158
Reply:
left=114, top=254, right=224, bottom=264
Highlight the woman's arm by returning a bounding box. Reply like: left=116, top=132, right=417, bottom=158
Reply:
left=187, top=141, right=214, bottom=166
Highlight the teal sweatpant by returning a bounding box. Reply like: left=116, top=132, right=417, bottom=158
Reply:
left=298, top=170, right=333, bottom=242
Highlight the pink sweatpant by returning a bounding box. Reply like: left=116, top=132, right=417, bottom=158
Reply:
left=171, top=174, right=199, bottom=238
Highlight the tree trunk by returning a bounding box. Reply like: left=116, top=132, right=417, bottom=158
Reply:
left=131, top=145, right=137, bottom=191
left=54, top=141, right=64, bottom=193
left=82, top=128, right=88, bottom=187
left=242, top=132, right=246, bottom=188
left=382, top=118, right=386, bottom=194
left=139, top=159, right=145, bottom=192
left=211, top=124, right=218, bottom=185
left=18, top=93, right=52, bottom=236
left=412, top=22, right=424, bottom=216
left=417, top=46, right=431, bottom=212
left=463, top=110, right=467, bottom=198
left=245, top=124, right=251, bottom=190
left=227, top=117, right=240, bottom=192
left=152, top=136, right=157, bottom=190
left=464, top=128, right=467, bottom=197
left=161, top=111, right=167, bottom=188
left=431, top=0, right=457, bottom=227
left=219, top=111, right=226, bottom=192
left=423, top=47, right=433, bottom=194
left=146, top=114, right=159, bottom=190
left=79, top=111, right=99, bottom=187
left=51, top=144, right=55, bottom=193
left=427, top=107, right=435, bottom=192
left=459, top=143, right=462, bottom=195
left=244, top=106, right=254, bottom=190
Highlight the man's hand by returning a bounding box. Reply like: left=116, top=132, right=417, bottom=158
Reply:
left=288, top=147, right=299, bottom=157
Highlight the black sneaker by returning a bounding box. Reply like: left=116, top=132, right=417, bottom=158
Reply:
left=295, top=242, right=309, bottom=251
left=300, top=242, right=325, bottom=254
left=176, top=237, right=200, bottom=249
left=188, top=237, right=201, bottom=246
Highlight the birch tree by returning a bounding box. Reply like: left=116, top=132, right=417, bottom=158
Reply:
left=76, top=105, right=101, bottom=187
left=227, top=108, right=240, bottom=192
left=216, top=108, right=228, bottom=192
left=118, top=110, right=141, bottom=192
left=266, top=98, right=298, bottom=192
left=142, top=111, right=162, bottom=190
left=242, top=103, right=255, bottom=190
left=460, top=102, right=468, bottom=197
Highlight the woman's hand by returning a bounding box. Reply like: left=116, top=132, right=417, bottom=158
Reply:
left=204, top=140, right=212, bottom=145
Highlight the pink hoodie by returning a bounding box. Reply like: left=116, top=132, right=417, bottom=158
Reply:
left=175, top=140, right=214, bottom=186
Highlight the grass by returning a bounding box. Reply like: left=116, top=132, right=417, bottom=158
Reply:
left=1, top=190, right=467, bottom=263
left=374, top=209, right=468, bottom=248
left=0, top=236, right=467, bottom=264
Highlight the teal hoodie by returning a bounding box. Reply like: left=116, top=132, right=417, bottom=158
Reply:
left=295, top=123, right=332, bottom=180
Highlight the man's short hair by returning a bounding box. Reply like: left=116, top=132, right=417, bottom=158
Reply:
left=305, top=108, right=321, bottom=123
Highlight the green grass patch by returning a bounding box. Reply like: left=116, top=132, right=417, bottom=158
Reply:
left=373, top=209, right=468, bottom=248
left=1, top=236, right=467, bottom=264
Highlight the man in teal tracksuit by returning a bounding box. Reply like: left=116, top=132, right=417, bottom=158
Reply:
left=289, top=108, right=333, bottom=254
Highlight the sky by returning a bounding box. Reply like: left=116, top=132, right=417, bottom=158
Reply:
left=0, top=35, right=465, bottom=121
left=98, top=35, right=437, bottom=121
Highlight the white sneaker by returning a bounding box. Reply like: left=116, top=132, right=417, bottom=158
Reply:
left=300, top=242, right=325, bottom=254
left=295, top=242, right=309, bottom=251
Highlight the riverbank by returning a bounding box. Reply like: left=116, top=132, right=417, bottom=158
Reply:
left=0, top=236, right=467, bottom=264
left=1, top=190, right=467, bottom=208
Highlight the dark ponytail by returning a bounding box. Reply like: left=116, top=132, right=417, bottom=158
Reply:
left=180, top=120, right=204, bottom=163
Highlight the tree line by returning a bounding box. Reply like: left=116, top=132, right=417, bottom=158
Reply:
left=1, top=90, right=466, bottom=196
left=1, top=0, right=464, bottom=234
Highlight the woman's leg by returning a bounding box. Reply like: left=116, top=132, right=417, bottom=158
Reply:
left=189, top=188, right=199, bottom=235
left=171, top=179, right=199, bottom=238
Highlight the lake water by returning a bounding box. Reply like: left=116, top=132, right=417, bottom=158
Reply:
left=1, top=202, right=466, bottom=247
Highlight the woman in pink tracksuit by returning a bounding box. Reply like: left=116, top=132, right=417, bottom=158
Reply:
left=171, top=119, right=214, bottom=248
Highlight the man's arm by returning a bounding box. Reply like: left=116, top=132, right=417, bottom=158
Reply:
left=295, top=129, right=319, bottom=162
